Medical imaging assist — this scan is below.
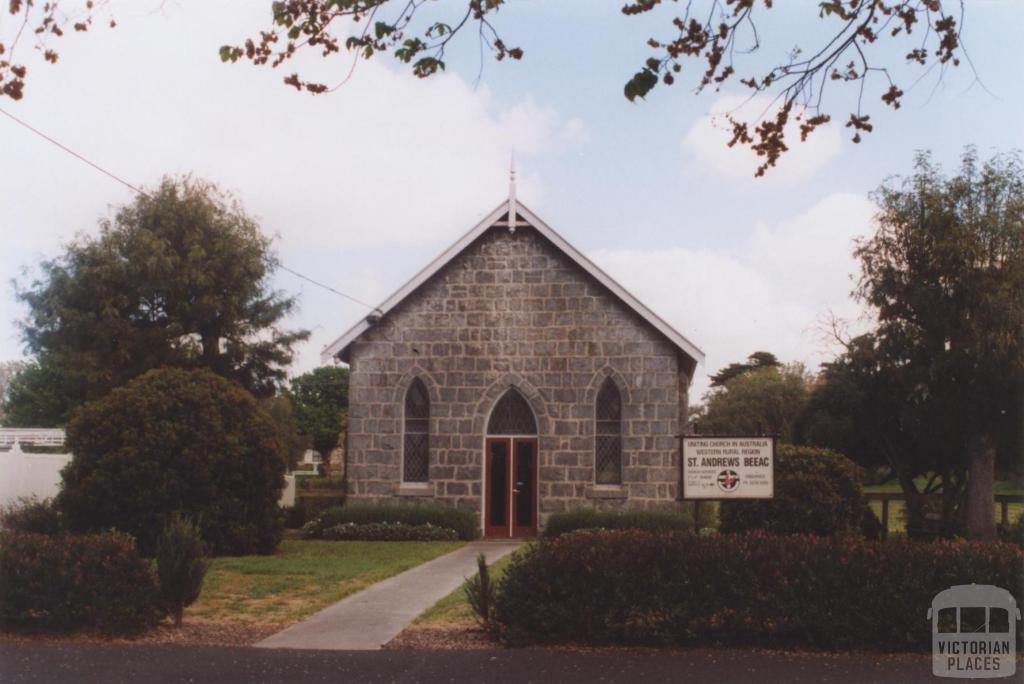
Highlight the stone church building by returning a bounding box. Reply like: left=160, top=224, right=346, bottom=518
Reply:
left=322, top=191, right=703, bottom=538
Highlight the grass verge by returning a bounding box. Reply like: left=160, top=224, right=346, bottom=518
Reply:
left=187, top=539, right=463, bottom=626
left=414, top=551, right=519, bottom=628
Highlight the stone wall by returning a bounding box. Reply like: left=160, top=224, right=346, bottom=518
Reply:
left=345, top=224, right=692, bottom=526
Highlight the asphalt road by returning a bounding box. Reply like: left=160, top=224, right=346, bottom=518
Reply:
left=1, top=642, right=993, bottom=684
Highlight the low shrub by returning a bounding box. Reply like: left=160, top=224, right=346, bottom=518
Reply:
left=0, top=531, right=165, bottom=634
left=0, top=496, right=63, bottom=535
left=303, top=503, right=478, bottom=540
left=317, top=521, right=458, bottom=541
left=465, top=553, right=495, bottom=626
left=719, top=444, right=867, bottom=536
left=494, top=530, right=1024, bottom=651
left=542, top=508, right=694, bottom=538
left=156, top=515, right=209, bottom=628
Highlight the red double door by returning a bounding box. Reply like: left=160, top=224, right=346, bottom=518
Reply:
left=484, top=437, right=537, bottom=538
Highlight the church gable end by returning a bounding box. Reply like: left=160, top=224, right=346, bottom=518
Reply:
left=337, top=202, right=701, bottom=533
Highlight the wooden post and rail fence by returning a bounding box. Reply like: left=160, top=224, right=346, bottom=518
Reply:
left=865, top=492, right=1024, bottom=540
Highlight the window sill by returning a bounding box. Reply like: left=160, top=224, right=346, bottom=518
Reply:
left=585, top=485, right=627, bottom=500
left=396, top=483, right=434, bottom=497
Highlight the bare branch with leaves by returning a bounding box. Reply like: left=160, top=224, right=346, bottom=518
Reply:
left=0, top=0, right=115, bottom=101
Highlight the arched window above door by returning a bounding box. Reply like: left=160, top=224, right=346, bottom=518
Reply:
left=487, top=389, right=537, bottom=435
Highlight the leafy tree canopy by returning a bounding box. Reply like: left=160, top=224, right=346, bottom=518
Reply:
left=811, top=148, right=1023, bottom=539
left=261, top=393, right=309, bottom=470
left=14, top=176, right=308, bottom=418
left=0, top=360, right=28, bottom=425
left=290, top=365, right=350, bottom=461
left=1, top=356, right=74, bottom=427
left=696, top=362, right=810, bottom=441
left=709, top=350, right=780, bottom=387
left=856, top=148, right=1023, bottom=441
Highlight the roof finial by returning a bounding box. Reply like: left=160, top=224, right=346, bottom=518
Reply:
left=508, top=153, right=517, bottom=233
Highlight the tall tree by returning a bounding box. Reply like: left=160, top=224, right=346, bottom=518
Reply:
left=1, top=356, right=73, bottom=426
left=290, top=365, right=350, bottom=471
left=709, top=351, right=780, bottom=388
left=14, top=176, right=308, bottom=412
left=0, top=360, right=27, bottom=424
left=854, top=148, right=1024, bottom=540
left=697, top=362, right=810, bottom=441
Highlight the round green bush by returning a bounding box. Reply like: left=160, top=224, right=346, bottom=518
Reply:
left=58, top=368, right=287, bottom=555
left=719, top=444, right=867, bottom=536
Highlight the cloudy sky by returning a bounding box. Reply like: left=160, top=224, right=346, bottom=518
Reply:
left=2, top=1, right=1022, bottom=400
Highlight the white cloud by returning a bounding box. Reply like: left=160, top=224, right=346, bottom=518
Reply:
left=682, top=94, right=842, bottom=181
left=590, top=192, right=876, bottom=399
left=0, top=1, right=589, bottom=362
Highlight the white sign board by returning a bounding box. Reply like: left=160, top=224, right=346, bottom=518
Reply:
left=682, top=436, right=774, bottom=499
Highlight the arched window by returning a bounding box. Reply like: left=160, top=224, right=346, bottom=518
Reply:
left=403, top=378, right=430, bottom=482
left=595, top=378, right=622, bottom=484
left=487, top=388, right=537, bottom=435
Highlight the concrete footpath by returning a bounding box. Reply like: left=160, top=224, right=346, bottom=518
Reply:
left=256, top=540, right=522, bottom=651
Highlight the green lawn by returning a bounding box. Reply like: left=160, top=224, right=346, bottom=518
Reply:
left=414, top=551, right=520, bottom=628
left=187, top=539, right=464, bottom=625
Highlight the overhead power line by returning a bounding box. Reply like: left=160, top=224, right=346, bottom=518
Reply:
left=277, top=264, right=378, bottom=310
left=1, top=106, right=147, bottom=196
left=0, top=105, right=375, bottom=310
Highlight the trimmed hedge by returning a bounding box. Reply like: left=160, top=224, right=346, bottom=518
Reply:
left=719, top=444, right=867, bottom=536
left=543, top=508, right=694, bottom=538
left=302, top=503, right=479, bottom=541
left=494, top=530, right=1024, bottom=651
left=0, top=531, right=165, bottom=634
left=319, top=522, right=458, bottom=541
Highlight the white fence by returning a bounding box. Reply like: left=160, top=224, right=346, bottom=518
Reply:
left=0, top=441, right=72, bottom=506
left=0, top=427, right=303, bottom=508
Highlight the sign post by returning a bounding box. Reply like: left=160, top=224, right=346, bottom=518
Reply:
left=679, top=435, right=775, bottom=525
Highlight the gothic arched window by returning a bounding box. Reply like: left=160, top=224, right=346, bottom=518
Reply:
left=595, top=378, right=622, bottom=484
left=403, top=378, right=430, bottom=482
left=487, top=389, right=537, bottom=435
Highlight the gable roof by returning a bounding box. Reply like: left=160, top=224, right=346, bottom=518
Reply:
left=321, top=199, right=705, bottom=366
